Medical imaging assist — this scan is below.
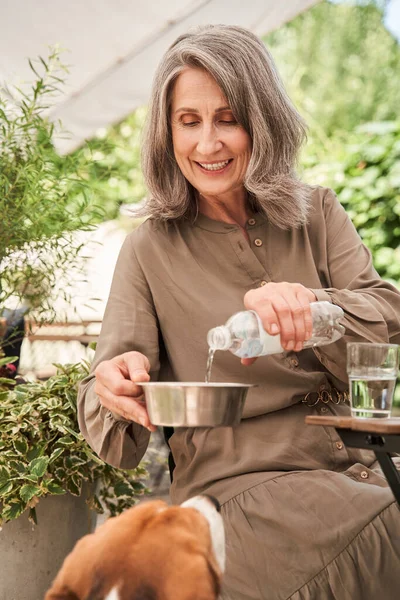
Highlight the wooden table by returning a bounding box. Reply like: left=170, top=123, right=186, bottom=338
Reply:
left=305, top=415, right=400, bottom=506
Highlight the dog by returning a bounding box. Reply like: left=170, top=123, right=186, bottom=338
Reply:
left=45, top=495, right=225, bottom=600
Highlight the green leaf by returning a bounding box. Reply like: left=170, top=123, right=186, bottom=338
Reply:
left=13, top=437, right=29, bottom=455
left=65, top=477, right=81, bottom=497
left=8, top=460, right=26, bottom=474
left=20, top=484, right=41, bottom=503
left=19, top=403, right=32, bottom=417
left=29, top=457, right=49, bottom=478
left=24, top=474, right=39, bottom=483
left=53, top=467, right=67, bottom=481
left=62, top=425, right=81, bottom=439
left=0, top=356, right=18, bottom=367
left=27, top=446, right=42, bottom=462
left=2, top=501, right=26, bottom=521
left=83, top=449, right=105, bottom=466
left=0, top=466, right=10, bottom=483
left=49, top=447, right=64, bottom=463
left=45, top=481, right=65, bottom=495
left=114, top=481, right=135, bottom=497
left=0, top=481, right=13, bottom=496
left=57, top=436, right=75, bottom=446
left=0, top=378, right=16, bottom=386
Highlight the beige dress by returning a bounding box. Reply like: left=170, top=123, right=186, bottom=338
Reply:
left=78, top=187, right=400, bottom=599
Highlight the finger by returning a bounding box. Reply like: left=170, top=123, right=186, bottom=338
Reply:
left=283, top=290, right=309, bottom=346
left=248, top=300, right=281, bottom=336
left=129, top=367, right=150, bottom=384
left=126, top=354, right=151, bottom=383
left=96, top=381, right=156, bottom=432
left=265, top=294, right=296, bottom=350
left=296, top=290, right=313, bottom=342
left=241, top=357, right=257, bottom=366
left=95, top=361, right=145, bottom=397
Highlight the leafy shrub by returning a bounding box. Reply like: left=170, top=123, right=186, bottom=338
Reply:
left=265, top=1, right=400, bottom=136
left=70, top=109, right=147, bottom=222
left=302, top=121, right=400, bottom=286
left=301, top=120, right=400, bottom=410
left=0, top=48, right=103, bottom=323
left=0, top=362, right=148, bottom=526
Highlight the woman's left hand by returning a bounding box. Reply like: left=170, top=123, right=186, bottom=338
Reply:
left=243, top=282, right=317, bottom=365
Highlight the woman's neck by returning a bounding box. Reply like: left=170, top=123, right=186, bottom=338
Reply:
left=197, top=191, right=251, bottom=228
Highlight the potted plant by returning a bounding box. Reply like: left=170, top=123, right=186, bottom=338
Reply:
left=0, top=51, right=149, bottom=599
left=0, top=360, right=148, bottom=599
left=0, top=47, right=104, bottom=343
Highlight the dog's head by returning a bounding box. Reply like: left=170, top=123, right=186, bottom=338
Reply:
left=45, top=495, right=225, bottom=600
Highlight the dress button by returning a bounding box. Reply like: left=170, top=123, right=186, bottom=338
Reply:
left=254, top=238, right=263, bottom=247
left=290, top=358, right=299, bottom=368
left=360, top=471, right=369, bottom=479
left=260, top=280, right=268, bottom=287
left=248, top=218, right=256, bottom=226
left=335, top=441, right=344, bottom=450
left=320, top=406, right=329, bottom=414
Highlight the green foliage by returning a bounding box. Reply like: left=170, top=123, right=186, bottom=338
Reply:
left=0, top=48, right=104, bottom=321
left=0, top=362, right=149, bottom=525
left=301, top=120, right=400, bottom=285
left=265, top=0, right=400, bottom=137
left=70, top=109, right=147, bottom=221
left=301, top=118, right=400, bottom=412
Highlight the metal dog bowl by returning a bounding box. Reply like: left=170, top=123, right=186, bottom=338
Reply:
left=140, top=382, right=254, bottom=427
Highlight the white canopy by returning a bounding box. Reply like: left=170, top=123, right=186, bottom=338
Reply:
left=2, top=0, right=319, bottom=154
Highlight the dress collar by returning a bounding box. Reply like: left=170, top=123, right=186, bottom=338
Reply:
left=193, top=210, right=266, bottom=233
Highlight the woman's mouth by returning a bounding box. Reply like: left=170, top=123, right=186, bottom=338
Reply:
left=195, top=159, right=233, bottom=173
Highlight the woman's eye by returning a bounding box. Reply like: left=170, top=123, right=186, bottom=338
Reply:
left=219, top=120, right=237, bottom=125
left=182, top=121, right=199, bottom=127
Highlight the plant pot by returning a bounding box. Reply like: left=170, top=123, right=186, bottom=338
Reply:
left=0, top=488, right=96, bottom=600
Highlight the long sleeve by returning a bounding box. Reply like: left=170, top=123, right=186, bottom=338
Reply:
left=311, top=189, right=400, bottom=381
left=77, top=232, right=160, bottom=469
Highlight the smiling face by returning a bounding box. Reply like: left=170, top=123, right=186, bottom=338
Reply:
left=170, top=68, right=252, bottom=204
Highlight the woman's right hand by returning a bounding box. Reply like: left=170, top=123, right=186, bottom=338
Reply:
left=94, top=351, right=156, bottom=432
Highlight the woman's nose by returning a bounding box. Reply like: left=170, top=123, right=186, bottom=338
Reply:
left=196, top=125, right=223, bottom=155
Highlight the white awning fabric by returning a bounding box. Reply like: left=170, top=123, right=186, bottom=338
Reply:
left=2, top=0, right=319, bottom=154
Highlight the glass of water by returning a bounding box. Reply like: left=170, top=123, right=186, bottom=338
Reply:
left=347, top=342, right=399, bottom=419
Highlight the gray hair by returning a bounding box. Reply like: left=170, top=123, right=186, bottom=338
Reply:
left=140, top=24, right=312, bottom=229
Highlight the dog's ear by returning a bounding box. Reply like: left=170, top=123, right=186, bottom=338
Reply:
left=46, top=570, right=107, bottom=600
left=44, top=586, right=80, bottom=600
left=86, top=573, right=107, bottom=600
left=208, top=567, right=222, bottom=599
left=205, top=556, right=223, bottom=599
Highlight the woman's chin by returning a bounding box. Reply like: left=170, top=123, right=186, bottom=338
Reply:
left=194, top=182, right=238, bottom=198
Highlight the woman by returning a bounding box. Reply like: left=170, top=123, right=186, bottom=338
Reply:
left=78, top=25, right=400, bottom=599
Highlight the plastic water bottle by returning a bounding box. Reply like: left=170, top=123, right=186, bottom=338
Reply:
left=207, top=301, right=345, bottom=359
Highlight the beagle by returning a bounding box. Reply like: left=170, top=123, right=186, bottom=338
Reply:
left=45, top=495, right=225, bottom=600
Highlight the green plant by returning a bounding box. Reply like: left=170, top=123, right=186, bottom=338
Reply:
left=0, top=47, right=104, bottom=325
left=265, top=0, right=400, bottom=139
left=301, top=120, right=400, bottom=286
left=301, top=120, right=400, bottom=410
left=70, top=108, right=147, bottom=222
left=0, top=362, right=148, bottom=526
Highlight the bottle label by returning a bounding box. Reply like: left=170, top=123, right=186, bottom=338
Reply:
left=253, top=312, right=284, bottom=356
left=227, top=302, right=344, bottom=358
left=231, top=311, right=283, bottom=358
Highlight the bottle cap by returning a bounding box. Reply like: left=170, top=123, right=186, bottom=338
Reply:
left=207, top=326, right=232, bottom=351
